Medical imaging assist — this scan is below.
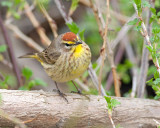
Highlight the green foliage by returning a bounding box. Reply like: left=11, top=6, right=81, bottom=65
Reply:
left=1, top=0, right=25, bottom=19
left=127, top=18, right=139, bottom=25
left=104, top=96, right=121, bottom=114
left=20, top=67, right=47, bottom=90
left=117, top=60, right=133, bottom=84
left=0, top=45, right=7, bottom=53
left=147, top=71, right=160, bottom=100
left=22, top=67, right=32, bottom=80
left=134, top=0, right=142, bottom=15
left=142, top=0, right=150, bottom=8
left=82, top=14, right=102, bottom=57
left=66, top=22, right=85, bottom=41
left=70, top=0, right=79, bottom=13
left=149, top=7, right=160, bottom=23
left=67, top=22, right=79, bottom=34
left=0, top=75, right=10, bottom=89
left=116, top=124, right=123, bottom=128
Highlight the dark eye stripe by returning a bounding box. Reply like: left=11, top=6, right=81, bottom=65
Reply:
left=65, top=43, right=77, bottom=46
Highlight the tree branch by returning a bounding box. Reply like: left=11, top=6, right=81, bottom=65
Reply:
left=0, top=13, right=22, bottom=88
left=0, top=89, right=160, bottom=127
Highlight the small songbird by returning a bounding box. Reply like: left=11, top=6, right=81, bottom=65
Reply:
left=19, top=32, right=91, bottom=101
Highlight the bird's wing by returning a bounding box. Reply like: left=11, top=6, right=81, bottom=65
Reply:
left=37, top=49, right=61, bottom=64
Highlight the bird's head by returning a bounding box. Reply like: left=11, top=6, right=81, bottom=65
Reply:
left=61, top=32, right=83, bottom=52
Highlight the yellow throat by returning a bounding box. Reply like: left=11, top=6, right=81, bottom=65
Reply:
left=73, top=44, right=83, bottom=58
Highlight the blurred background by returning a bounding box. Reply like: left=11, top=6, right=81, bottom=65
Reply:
left=0, top=0, right=160, bottom=98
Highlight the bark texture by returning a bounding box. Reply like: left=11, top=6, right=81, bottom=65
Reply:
left=0, top=89, right=159, bottom=128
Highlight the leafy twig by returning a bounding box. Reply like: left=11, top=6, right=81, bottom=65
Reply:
left=0, top=13, right=22, bottom=87
left=133, top=3, right=160, bottom=75
left=137, top=2, right=153, bottom=98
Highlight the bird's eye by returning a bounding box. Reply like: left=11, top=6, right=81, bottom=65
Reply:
left=65, top=43, right=70, bottom=47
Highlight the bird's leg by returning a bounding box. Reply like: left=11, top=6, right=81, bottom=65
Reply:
left=71, top=80, right=90, bottom=100
left=54, top=81, right=68, bottom=103
left=71, top=80, right=82, bottom=94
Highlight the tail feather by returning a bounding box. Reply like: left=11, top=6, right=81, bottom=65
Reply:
left=18, top=53, right=37, bottom=59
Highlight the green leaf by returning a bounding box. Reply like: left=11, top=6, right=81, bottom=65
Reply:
left=12, top=11, right=20, bottom=19
left=111, top=99, right=121, bottom=107
left=28, top=80, right=36, bottom=89
left=134, top=0, right=142, bottom=14
left=142, top=1, right=150, bottom=8
left=19, top=86, right=28, bottom=90
left=149, top=17, right=154, bottom=24
left=22, top=67, right=33, bottom=80
left=104, top=96, right=111, bottom=104
left=34, top=78, right=47, bottom=86
left=66, top=22, right=79, bottom=34
left=154, top=95, right=160, bottom=100
left=150, top=8, right=156, bottom=15
left=79, top=29, right=85, bottom=41
left=153, top=78, right=160, bottom=85
left=1, top=1, right=13, bottom=8
left=157, top=12, right=160, bottom=17
left=0, top=45, right=7, bottom=53
left=134, top=25, right=142, bottom=31
left=154, top=71, right=159, bottom=79
left=70, top=0, right=79, bottom=14
left=134, top=0, right=141, bottom=5
left=127, top=18, right=139, bottom=25
left=145, top=45, right=153, bottom=52
left=146, top=78, right=153, bottom=84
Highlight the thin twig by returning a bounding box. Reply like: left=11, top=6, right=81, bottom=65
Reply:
left=88, top=64, right=107, bottom=96
left=38, top=2, right=58, bottom=38
left=98, top=0, right=110, bottom=95
left=0, top=13, right=22, bottom=87
left=89, top=0, right=104, bottom=37
left=108, top=114, right=116, bottom=128
left=124, top=36, right=138, bottom=98
left=7, top=24, right=43, bottom=52
left=5, top=3, right=35, bottom=25
left=24, top=2, right=51, bottom=46
left=54, top=0, right=72, bottom=24
left=74, top=79, right=90, bottom=92
left=133, top=3, right=160, bottom=75
left=105, top=43, right=125, bottom=90
left=111, top=13, right=136, bottom=49
left=0, top=72, right=4, bottom=81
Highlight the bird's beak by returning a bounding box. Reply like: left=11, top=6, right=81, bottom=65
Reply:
left=75, top=41, right=82, bottom=45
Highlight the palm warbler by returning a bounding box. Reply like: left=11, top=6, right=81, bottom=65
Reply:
left=20, top=32, right=91, bottom=100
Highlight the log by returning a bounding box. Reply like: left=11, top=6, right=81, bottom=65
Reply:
left=0, top=89, right=159, bottom=128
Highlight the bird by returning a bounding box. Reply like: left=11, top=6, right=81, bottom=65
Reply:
left=19, top=32, right=91, bottom=101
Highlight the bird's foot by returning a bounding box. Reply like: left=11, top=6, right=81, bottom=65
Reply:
left=71, top=90, right=90, bottom=100
left=71, top=89, right=82, bottom=94
left=53, top=89, right=68, bottom=103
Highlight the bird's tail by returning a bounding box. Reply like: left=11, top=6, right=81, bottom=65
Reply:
left=19, top=53, right=38, bottom=59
